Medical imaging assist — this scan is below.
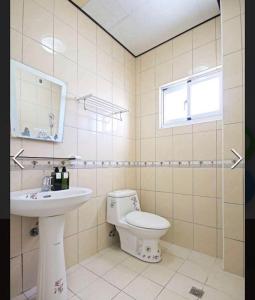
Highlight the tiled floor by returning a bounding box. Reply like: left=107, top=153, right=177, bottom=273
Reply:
left=13, top=242, right=244, bottom=300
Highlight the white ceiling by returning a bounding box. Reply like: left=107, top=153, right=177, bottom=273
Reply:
left=79, top=0, right=220, bottom=56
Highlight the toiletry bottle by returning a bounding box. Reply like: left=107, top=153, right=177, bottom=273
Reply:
left=61, top=166, right=69, bottom=190
left=51, top=167, right=62, bottom=191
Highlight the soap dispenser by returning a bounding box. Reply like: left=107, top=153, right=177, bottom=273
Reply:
left=61, top=166, right=69, bottom=190
left=51, top=167, right=62, bottom=191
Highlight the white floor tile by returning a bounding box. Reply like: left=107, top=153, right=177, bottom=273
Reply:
left=142, top=263, right=175, bottom=286
left=166, top=273, right=203, bottom=300
left=77, top=277, right=120, bottom=300
left=178, top=260, right=210, bottom=283
left=187, top=250, right=216, bottom=269
left=103, top=264, right=138, bottom=289
left=157, top=252, right=184, bottom=271
left=160, top=241, right=192, bottom=260
left=67, top=265, right=99, bottom=293
left=157, top=288, right=189, bottom=300
left=124, top=275, right=163, bottom=300
left=121, top=256, right=149, bottom=273
left=113, top=292, right=135, bottom=300
left=202, top=285, right=234, bottom=300
left=82, top=254, right=120, bottom=276
left=23, top=287, right=37, bottom=299
left=206, top=268, right=244, bottom=300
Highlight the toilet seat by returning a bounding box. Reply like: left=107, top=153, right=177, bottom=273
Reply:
left=125, top=211, right=170, bottom=230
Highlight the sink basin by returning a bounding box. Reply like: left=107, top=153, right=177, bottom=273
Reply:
left=10, top=186, right=92, bottom=300
left=11, top=187, right=92, bottom=217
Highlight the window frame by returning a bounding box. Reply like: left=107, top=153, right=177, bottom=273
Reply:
left=159, top=66, right=222, bottom=129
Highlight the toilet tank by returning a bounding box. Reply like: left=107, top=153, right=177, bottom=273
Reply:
left=107, top=190, right=140, bottom=225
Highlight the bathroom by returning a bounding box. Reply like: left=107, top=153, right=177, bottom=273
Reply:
left=10, top=0, right=245, bottom=299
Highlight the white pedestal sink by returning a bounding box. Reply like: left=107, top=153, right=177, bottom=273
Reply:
left=11, top=187, right=92, bottom=300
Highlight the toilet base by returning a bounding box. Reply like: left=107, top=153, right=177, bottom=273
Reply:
left=116, top=226, right=162, bottom=263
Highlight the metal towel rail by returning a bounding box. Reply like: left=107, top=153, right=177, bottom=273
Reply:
left=77, top=94, right=129, bottom=121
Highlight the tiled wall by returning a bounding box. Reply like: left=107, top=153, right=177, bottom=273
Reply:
left=221, top=0, right=245, bottom=276
left=135, top=17, right=223, bottom=258
left=10, top=0, right=136, bottom=297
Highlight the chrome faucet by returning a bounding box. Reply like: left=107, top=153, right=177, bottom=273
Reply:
left=41, top=176, right=52, bottom=192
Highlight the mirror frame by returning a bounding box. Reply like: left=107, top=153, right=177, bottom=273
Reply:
left=10, top=59, right=67, bottom=143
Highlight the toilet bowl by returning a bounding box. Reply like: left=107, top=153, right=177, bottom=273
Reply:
left=107, top=190, right=170, bottom=262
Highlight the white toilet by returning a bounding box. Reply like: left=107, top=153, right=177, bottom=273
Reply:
left=107, top=189, right=170, bottom=262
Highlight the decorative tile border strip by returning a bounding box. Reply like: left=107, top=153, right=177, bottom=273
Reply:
left=10, top=158, right=244, bottom=171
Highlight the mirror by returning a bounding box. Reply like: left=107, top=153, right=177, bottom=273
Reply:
left=10, top=60, right=67, bottom=142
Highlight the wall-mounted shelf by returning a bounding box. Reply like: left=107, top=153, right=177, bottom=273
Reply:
left=77, top=94, right=128, bottom=121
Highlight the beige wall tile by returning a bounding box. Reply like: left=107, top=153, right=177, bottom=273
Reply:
left=97, top=196, right=107, bottom=225
left=173, top=134, right=192, bottom=161
left=173, top=168, right=192, bottom=195
left=223, top=123, right=243, bottom=159
left=11, top=0, right=23, bottom=32
left=78, top=67, right=97, bottom=99
left=155, top=62, right=172, bottom=88
left=194, top=196, right=216, bottom=227
left=64, top=209, right=78, bottom=237
left=193, top=168, right=216, bottom=197
left=140, top=114, right=155, bottom=138
left=194, top=225, right=217, bottom=256
left=156, top=167, right=172, bottom=193
left=141, top=138, right=155, bottom=161
left=216, top=39, right=222, bottom=65
left=173, top=125, right=192, bottom=135
left=216, top=16, right=221, bottom=39
left=173, top=31, right=192, bottom=57
left=11, top=29, right=22, bottom=61
left=217, top=198, right=223, bottom=229
left=23, top=0, right=53, bottom=46
left=193, top=131, right=216, bottom=160
left=78, top=227, right=98, bottom=261
left=54, top=0, right=77, bottom=30
left=77, top=169, right=97, bottom=197
left=79, top=198, right=98, bottom=231
left=54, top=17, right=77, bottom=62
left=140, top=68, right=155, bottom=93
left=156, top=192, right=172, bottom=219
left=97, top=223, right=114, bottom=251
left=78, top=129, right=97, bottom=160
left=193, top=19, right=216, bottom=48
left=112, top=168, right=126, bottom=190
left=223, top=51, right=243, bottom=89
left=193, top=41, right=217, bottom=74
left=10, top=170, right=22, bottom=192
left=140, top=91, right=156, bottom=116
left=156, top=136, right=172, bottom=161
left=140, top=190, right=156, bottom=213
left=192, top=121, right=216, bottom=133
left=223, top=16, right=242, bottom=55
left=173, top=194, right=193, bottom=222
left=224, top=238, right=244, bottom=276
left=97, top=50, right=113, bottom=82
left=221, top=0, right=241, bottom=21
left=22, top=249, right=39, bottom=290
left=224, top=203, right=244, bottom=241
left=223, top=86, right=243, bottom=124
left=54, top=126, right=77, bottom=157
left=217, top=229, right=223, bottom=258
left=173, top=51, right=192, bottom=80
left=97, top=168, right=113, bottom=196
left=174, top=220, right=193, bottom=249
left=64, top=234, right=78, bottom=268
left=141, top=50, right=155, bottom=71
left=141, top=167, right=155, bottom=191
left=78, top=11, right=96, bottom=44
left=161, top=218, right=174, bottom=243
left=11, top=255, right=22, bottom=297
left=97, top=27, right=112, bottom=55
left=155, top=41, right=172, bottom=64
left=21, top=217, right=39, bottom=253
left=11, top=215, right=22, bottom=258
left=23, top=36, right=54, bottom=76
left=224, top=168, right=244, bottom=204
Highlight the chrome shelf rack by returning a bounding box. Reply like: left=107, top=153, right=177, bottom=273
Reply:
left=77, top=94, right=128, bottom=121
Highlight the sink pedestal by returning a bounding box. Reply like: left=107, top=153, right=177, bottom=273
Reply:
left=37, top=215, right=67, bottom=300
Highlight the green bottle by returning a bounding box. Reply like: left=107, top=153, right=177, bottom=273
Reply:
left=51, top=167, right=62, bottom=191
left=61, top=166, right=69, bottom=190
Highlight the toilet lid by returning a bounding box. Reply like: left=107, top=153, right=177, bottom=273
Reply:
left=125, top=211, right=170, bottom=230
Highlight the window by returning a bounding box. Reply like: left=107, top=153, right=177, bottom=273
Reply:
left=160, top=67, right=222, bottom=128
